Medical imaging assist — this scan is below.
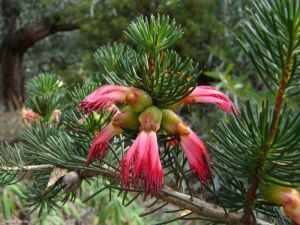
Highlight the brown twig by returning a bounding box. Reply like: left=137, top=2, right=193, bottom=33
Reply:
left=1, top=164, right=271, bottom=225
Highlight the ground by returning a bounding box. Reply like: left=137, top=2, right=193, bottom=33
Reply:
left=0, top=112, right=23, bottom=143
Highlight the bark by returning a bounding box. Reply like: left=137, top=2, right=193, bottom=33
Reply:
left=0, top=20, right=79, bottom=110
left=0, top=0, right=79, bottom=110
left=0, top=48, right=25, bottom=109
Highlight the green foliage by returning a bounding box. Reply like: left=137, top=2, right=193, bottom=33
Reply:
left=0, top=181, right=154, bottom=225
left=79, top=0, right=231, bottom=77
left=25, top=73, right=66, bottom=120
left=26, top=73, right=64, bottom=96
left=93, top=42, right=138, bottom=86
left=211, top=102, right=300, bottom=184
left=125, top=15, right=183, bottom=53
left=241, top=0, right=300, bottom=96
left=94, top=42, right=136, bottom=74
left=93, top=16, right=201, bottom=107
left=25, top=172, right=76, bottom=216
left=156, top=0, right=225, bottom=63
left=207, top=0, right=300, bottom=223
left=67, top=82, right=99, bottom=108
left=0, top=144, right=24, bottom=186
left=84, top=181, right=155, bottom=225
left=204, top=64, right=263, bottom=103
left=0, top=184, right=27, bottom=221
left=25, top=32, right=84, bottom=85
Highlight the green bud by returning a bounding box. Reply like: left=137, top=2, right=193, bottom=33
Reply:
left=113, top=105, right=139, bottom=130
left=161, top=109, right=181, bottom=133
left=138, top=106, right=162, bottom=131
left=259, top=183, right=293, bottom=205
left=128, top=89, right=153, bottom=112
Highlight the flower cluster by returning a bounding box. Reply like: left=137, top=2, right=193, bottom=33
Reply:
left=79, top=84, right=238, bottom=194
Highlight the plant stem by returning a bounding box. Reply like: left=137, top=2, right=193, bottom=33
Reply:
left=0, top=164, right=54, bottom=172
left=0, top=163, right=271, bottom=225
left=242, top=47, right=293, bottom=225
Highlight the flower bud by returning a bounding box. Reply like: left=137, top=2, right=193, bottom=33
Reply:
left=259, top=183, right=292, bottom=204
left=259, top=183, right=300, bottom=224
left=127, top=88, right=153, bottom=113
left=161, top=109, right=189, bottom=135
left=112, top=105, right=139, bottom=129
left=22, top=108, right=40, bottom=125
left=50, top=109, right=61, bottom=123
left=138, top=106, right=162, bottom=132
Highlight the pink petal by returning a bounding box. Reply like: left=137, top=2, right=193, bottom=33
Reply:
left=121, top=136, right=139, bottom=187
left=92, top=85, right=127, bottom=95
left=147, top=131, right=164, bottom=193
left=86, top=122, right=122, bottom=165
left=180, top=128, right=211, bottom=181
left=132, top=132, right=148, bottom=182
left=184, top=86, right=239, bottom=114
left=79, top=85, right=130, bottom=112
left=121, top=131, right=164, bottom=194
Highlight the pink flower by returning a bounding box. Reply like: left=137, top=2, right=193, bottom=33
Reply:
left=121, top=106, right=164, bottom=194
left=22, top=108, right=40, bottom=125
left=79, top=85, right=153, bottom=113
left=79, top=85, right=130, bottom=112
left=86, top=105, right=139, bottom=165
left=121, top=131, right=163, bottom=194
left=86, top=122, right=122, bottom=165
left=183, top=86, right=239, bottom=113
left=180, top=127, right=210, bottom=181
left=161, top=109, right=211, bottom=181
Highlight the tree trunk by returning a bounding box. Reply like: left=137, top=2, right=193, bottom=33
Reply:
left=0, top=0, right=79, bottom=110
left=0, top=20, right=79, bottom=111
left=0, top=45, right=25, bottom=110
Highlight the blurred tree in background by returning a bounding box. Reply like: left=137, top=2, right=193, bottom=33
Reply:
left=0, top=0, right=89, bottom=110
left=79, top=0, right=252, bottom=79
left=0, top=0, right=254, bottom=111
